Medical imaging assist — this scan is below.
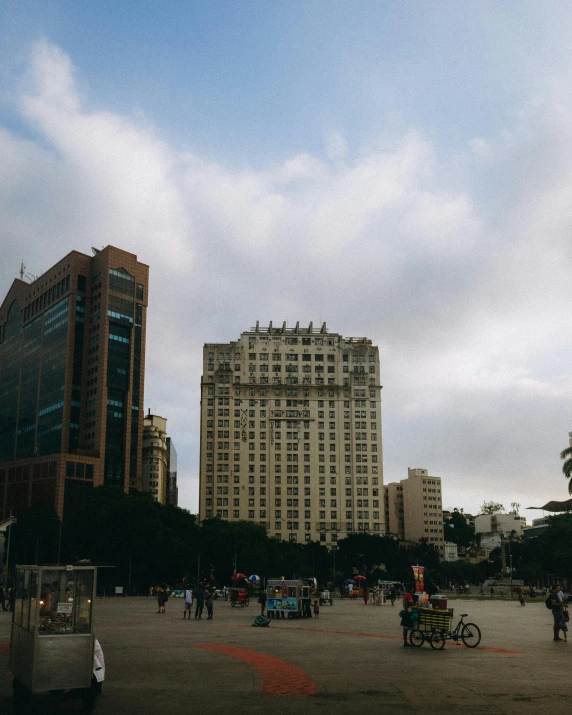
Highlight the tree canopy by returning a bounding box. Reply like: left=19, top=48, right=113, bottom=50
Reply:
left=480, top=501, right=505, bottom=515
left=443, top=510, right=475, bottom=548
left=559, top=445, right=572, bottom=495
left=4, top=487, right=570, bottom=591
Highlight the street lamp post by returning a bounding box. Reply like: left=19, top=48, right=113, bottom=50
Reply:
left=47, top=517, right=63, bottom=564
left=332, top=545, right=338, bottom=595
left=5, top=509, right=13, bottom=572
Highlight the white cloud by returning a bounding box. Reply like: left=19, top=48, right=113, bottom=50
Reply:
left=324, top=130, right=348, bottom=161
left=2, top=40, right=572, bottom=515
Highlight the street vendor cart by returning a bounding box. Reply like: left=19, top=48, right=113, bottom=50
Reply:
left=408, top=607, right=481, bottom=650
left=229, top=588, right=250, bottom=607
left=10, top=564, right=100, bottom=712
left=267, top=578, right=309, bottom=619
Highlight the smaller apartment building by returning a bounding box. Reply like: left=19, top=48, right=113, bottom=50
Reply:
left=384, top=467, right=444, bottom=554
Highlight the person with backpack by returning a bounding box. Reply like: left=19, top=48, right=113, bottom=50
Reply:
left=547, top=584, right=564, bottom=641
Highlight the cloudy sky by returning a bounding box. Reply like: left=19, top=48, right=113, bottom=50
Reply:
left=2, top=1, right=572, bottom=519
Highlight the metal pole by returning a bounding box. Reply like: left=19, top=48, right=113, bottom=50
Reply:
left=57, top=519, right=62, bottom=565
left=5, top=509, right=13, bottom=571
left=333, top=547, right=336, bottom=585
left=312, top=545, right=315, bottom=579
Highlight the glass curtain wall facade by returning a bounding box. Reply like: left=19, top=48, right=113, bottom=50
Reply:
left=0, top=247, right=148, bottom=518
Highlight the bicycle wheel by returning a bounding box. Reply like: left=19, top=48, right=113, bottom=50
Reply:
left=461, top=622, right=481, bottom=648
left=409, top=629, right=425, bottom=647
left=429, top=631, right=446, bottom=650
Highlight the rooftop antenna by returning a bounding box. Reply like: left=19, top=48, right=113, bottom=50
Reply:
left=19, top=261, right=25, bottom=280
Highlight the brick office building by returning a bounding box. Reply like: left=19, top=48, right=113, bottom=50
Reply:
left=0, top=246, right=148, bottom=518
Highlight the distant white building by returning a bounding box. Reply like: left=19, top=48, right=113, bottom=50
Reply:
left=474, top=512, right=526, bottom=549
left=443, top=542, right=458, bottom=562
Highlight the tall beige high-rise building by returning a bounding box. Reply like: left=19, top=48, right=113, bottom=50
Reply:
left=384, top=468, right=444, bottom=553
left=142, top=412, right=168, bottom=503
left=199, top=322, right=384, bottom=545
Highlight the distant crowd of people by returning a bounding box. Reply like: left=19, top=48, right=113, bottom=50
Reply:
left=150, top=583, right=216, bottom=620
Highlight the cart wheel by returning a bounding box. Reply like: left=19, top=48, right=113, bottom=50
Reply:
left=81, top=690, right=97, bottom=713
left=287, top=612, right=294, bottom=619
left=461, top=622, right=481, bottom=648
left=429, top=631, right=446, bottom=650
left=13, top=678, right=32, bottom=714
left=231, top=601, right=236, bottom=607
left=409, top=630, right=425, bottom=647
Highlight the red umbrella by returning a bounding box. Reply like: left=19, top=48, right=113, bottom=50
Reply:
left=354, top=575, right=366, bottom=581
left=231, top=572, right=247, bottom=580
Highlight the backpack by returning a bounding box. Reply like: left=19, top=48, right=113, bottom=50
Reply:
left=545, top=595, right=553, bottom=609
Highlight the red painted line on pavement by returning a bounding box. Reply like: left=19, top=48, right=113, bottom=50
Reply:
left=214, top=624, right=527, bottom=655
left=194, top=643, right=318, bottom=696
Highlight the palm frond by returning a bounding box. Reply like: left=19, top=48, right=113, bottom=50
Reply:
left=560, top=446, right=572, bottom=460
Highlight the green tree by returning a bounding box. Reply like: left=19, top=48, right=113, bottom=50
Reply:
left=480, top=501, right=505, bottom=515
left=559, top=445, right=572, bottom=494
left=443, top=510, right=475, bottom=548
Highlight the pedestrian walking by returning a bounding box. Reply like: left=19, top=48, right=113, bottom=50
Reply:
left=194, top=584, right=205, bottom=619
left=313, top=600, right=320, bottom=618
left=205, top=588, right=214, bottom=619
left=156, top=586, right=166, bottom=614
left=559, top=604, right=569, bottom=642
left=549, top=584, right=564, bottom=641
left=183, top=587, right=193, bottom=619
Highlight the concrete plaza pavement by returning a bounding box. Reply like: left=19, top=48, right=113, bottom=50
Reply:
left=0, top=596, right=570, bottom=714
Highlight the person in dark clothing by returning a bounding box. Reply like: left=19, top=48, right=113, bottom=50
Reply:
left=194, top=584, right=205, bottom=620
left=258, top=590, right=268, bottom=616
left=401, top=585, right=415, bottom=647
left=550, top=585, right=563, bottom=641
left=205, top=589, right=214, bottom=619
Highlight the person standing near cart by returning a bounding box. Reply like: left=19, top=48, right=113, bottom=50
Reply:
left=401, top=585, right=415, bottom=647
left=258, top=589, right=267, bottom=616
